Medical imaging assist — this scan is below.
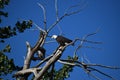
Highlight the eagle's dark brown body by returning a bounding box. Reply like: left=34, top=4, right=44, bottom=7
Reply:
left=56, top=35, right=73, bottom=46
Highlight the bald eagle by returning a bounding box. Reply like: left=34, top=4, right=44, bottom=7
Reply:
left=51, top=35, right=73, bottom=46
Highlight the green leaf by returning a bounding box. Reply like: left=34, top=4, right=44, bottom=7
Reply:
left=3, top=45, right=11, bottom=53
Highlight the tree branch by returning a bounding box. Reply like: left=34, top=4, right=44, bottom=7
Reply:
left=34, top=54, right=53, bottom=68
left=47, top=14, right=66, bottom=33
left=34, top=45, right=67, bottom=80
left=64, top=1, right=87, bottom=16
left=73, top=29, right=100, bottom=57
left=58, top=58, right=119, bottom=80
left=37, top=3, right=47, bottom=31
left=23, top=41, right=32, bottom=70
left=22, top=31, right=47, bottom=70
left=88, top=72, right=101, bottom=80
left=55, top=0, right=59, bottom=20
left=86, top=63, right=120, bottom=69
left=13, top=68, right=41, bottom=78
left=88, top=67, right=115, bottom=80
left=47, top=1, right=87, bottom=33
left=33, top=22, right=46, bottom=32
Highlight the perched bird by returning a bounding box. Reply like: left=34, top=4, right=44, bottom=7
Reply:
left=51, top=35, right=73, bottom=46
left=37, top=47, right=46, bottom=60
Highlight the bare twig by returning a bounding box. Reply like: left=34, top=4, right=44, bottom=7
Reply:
left=33, top=22, right=46, bottom=32
left=34, top=54, right=53, bottom=68
left=88, top=72, right=102, bottom=80
left=73, top=28, right=100, bottom=57
left=55, top=0, right=63, bottom=35
left=64, top=7, right=81, bottom=16
left=81, top=54, right=91, bottom=63
left=45, top=40, right=56, bottom=44
left=76, top=38, right=102, bottom=44
left=47, top=13, right=65, bottom=33
left=47, top=1, right=86, bottom=33
left=37, top=3, right=47, bottom=31
left=57, top=24, right=63, bottom=35
left=64, top=1, right=87, bottom=16
left=55, top=0, right=59, bottom=20
left=88, top=67, right=115, bottom=80
left=86, top=64, right=120, bottom=69
left=28, top=29, right=39, bottom=31
left=82, top=46, right=102, bottom=50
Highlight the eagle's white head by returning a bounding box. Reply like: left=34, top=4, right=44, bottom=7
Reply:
left=51, top=35, right=58, bottom=39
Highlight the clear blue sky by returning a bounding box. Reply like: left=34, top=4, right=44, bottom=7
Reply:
left=1, top=0, right=120, bottom=80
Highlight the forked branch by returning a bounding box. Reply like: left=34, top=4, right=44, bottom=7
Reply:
left=47, top=1, right=85, bottom=33
left=58, top=59, right=119, bottom=80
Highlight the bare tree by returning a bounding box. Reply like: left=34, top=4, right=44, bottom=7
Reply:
left=13, top=0, right=119, bottom=80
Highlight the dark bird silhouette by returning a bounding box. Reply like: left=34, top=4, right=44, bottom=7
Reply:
left=51, top=35, right=73, bottom=46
